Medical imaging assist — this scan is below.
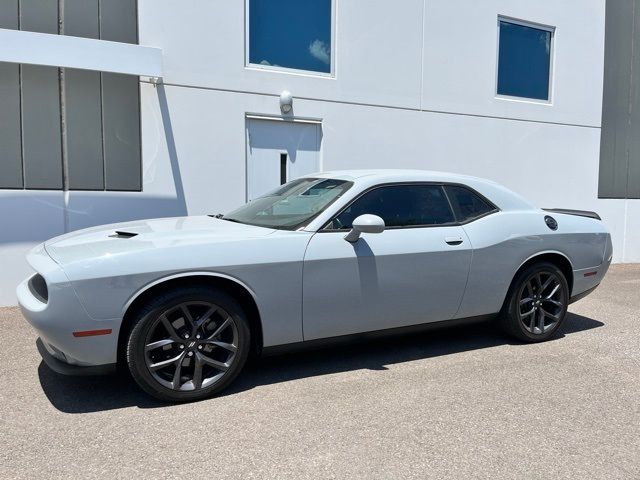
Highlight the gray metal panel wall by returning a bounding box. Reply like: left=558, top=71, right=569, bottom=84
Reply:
left=63, top=0, right=104, bottom=190
left=100, top=0, right=141, bottom=191
left=65, top=69, right=104, bottom=189
left=0, top=0, right=18, bottom=28
left=0, top=2, right=22, bottom=188
left=628, top=4, right=640, bottom=198
left=20, top=2, right=62, bottom=189
left=599, top=0, right=640, bottom=199
left=63, top=0, right=99, bottom=38
left=19, top=0, right=58, bottom=34
left=102, top=73, right=141, bottom=191
left=21, top=65, right=63, bottom=189
left=100, top=0, right=138, bottom=44
left=0, top=64, right=22, bottom=188
left=0, top=0, right=140, bottom=191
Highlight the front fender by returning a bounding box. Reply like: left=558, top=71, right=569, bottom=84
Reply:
left=120, top=270, right=259, bottom=318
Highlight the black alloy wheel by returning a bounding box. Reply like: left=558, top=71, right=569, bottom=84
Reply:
left=126, top=286, right=250, bottom=402
left=500, top=262, right=569, bottom=342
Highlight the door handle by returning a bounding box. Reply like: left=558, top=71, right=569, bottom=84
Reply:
left=445, top=236, right=464, bottom=246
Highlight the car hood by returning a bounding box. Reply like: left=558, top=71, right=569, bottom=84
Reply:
left=44, top=216, right=276, bottom=266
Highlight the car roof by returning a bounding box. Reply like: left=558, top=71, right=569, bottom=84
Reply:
left=311, top=169, right=495, bottom=184
left=305, top=169, right=535, bottom=211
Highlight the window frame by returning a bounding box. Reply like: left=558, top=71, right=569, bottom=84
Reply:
left=320, top=182, right=500, bottom=232
left=225, top=177, right=354, bottom=231
left=244, top=0, right=336, bottom=78
left=443, top=184, right=499, bottom=224
left=495, top=16, right=556, bottom=104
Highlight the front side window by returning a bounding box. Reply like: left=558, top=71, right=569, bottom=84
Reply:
left=497, top=19, right=554, bottom=101
left=444, top=186, right=496, bottom=223
left=248, top=0, right=332, bottom=74
left=328, top=185, right=455, bottom=230
left=224, top=178, right=351, bottom=230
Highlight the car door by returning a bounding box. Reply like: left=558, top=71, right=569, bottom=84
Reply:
left=302, top=183, right=472, bottom=340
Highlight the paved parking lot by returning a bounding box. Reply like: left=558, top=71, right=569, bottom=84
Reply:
left=1, top=265, right=639, bottom=479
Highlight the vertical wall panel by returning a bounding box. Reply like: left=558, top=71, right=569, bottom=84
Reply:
left=628, top=3, right=640, bottom=199
left=0, top=1, right=19, bottom=29
left=21, top=65, right=62, bottom=189
left=598, top=0, right=640, bottom=199
left=599, top=0, right=633, bottom=198
left=100, top=0, right=137, bottom=43
left=63, top=0, right=104, bottom=190
left=20, top=3, right=62, bottom=189
left=63, top=0, right=99, bottom=38
left=100, top=0, right=140, bottom=190
left=0, top=63, right=23, bottom=188
left=65, top=69, right=104, bottom=189
left=0, top=2, right=22, bottom=188
left=102, top=73, right=141, bottom=191
left=6, top=0, right=141, bottom=192
left=19, top=0, right=58, bottom=34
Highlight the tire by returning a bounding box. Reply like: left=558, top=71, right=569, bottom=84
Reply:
left=499, top=262, right=569, bottom=342
left=126, top=286, right=251, bottom=402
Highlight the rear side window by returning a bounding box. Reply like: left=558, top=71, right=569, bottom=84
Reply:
left=445, top=186, right=496, bottom=222
left=329, top=184, right=455, bottom=229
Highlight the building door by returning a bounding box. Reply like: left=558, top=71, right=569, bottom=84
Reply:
left=246, top=118, right=321, bottom=201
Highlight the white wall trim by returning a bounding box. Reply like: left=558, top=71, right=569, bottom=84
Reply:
left=245, top=113, right=323, bottom=124
left=0, top=28, right=163, bottom=78
left=145, top=79, right=601, bottom=130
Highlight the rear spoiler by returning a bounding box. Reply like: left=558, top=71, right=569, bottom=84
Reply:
left=542, top=208, right=601, bottom=220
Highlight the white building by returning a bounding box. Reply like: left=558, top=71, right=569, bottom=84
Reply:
left=0, top=0, right=637, bottom=306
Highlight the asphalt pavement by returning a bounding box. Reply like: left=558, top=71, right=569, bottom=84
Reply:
left=1, top=265, right=638, bottom=479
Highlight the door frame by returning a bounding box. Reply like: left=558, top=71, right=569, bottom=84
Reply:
left=244, top=113, right=324, bottom=202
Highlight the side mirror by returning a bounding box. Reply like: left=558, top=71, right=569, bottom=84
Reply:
left=344, top=214, right=385, bottom=242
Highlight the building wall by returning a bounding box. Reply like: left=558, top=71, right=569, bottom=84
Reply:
left=0, top=0, right=141, bottom=191
left=140, top=0, right=631, bottom=265
left=599, top=0, right=640, bottom=199
left=2, top=0, right=634, bottom=307
left=137, top=0, right=625, bottom=261
left=0, top=0, right=147, bottom=305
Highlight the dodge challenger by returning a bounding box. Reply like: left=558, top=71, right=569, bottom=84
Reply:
left=18, top=170, right=612, bottom=401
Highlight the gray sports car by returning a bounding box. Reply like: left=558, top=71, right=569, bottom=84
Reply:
left=19, top=170, right=612, bottom=401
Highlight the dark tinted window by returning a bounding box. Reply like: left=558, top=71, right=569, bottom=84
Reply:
left=329, top=185, right=455, bottom=230
left=497, top=20, right=553, bottom=100
left=445, top=186, right=495, bottom=222
left=249, top=0, right=332, bottom=73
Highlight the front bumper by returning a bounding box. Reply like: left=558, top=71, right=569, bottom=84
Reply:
left=18, top=244, right=121, bottom=369
left=36, top=338, right=116, bottom=376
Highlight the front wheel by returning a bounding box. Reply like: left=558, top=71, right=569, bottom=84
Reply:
left=126, top=286, right=250, bottom=402
left=500, top=262, right=569, bottom=342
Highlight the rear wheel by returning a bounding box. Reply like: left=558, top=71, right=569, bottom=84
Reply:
left=500, top=262, right=569, bottom=342
left=126, top=286, right=250, bottom=402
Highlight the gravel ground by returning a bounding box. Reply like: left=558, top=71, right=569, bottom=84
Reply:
left=0, top=264, right=638, bottom=479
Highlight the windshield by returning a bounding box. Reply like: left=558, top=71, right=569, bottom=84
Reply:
left=224, top=178, right=353, bottom=230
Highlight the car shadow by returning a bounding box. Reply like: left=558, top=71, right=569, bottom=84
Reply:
left=38, top=312, right=603, bottom=414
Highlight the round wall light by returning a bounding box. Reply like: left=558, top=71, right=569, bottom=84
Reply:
left=280, top=90, right=293, bottom=114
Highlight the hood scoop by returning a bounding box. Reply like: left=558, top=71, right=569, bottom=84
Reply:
left=109, top=230, right=138, bottom=239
